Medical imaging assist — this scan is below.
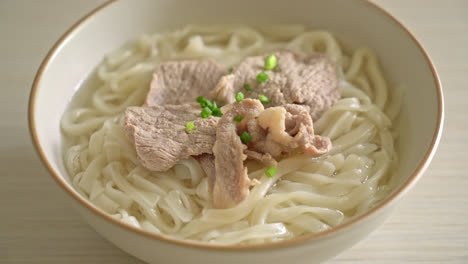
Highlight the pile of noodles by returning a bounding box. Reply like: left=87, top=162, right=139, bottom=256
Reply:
left=61, top=25, right=400, bottom=245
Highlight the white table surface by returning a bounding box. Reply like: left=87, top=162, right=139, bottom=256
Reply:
left=1, top=0, right=467, bottom=263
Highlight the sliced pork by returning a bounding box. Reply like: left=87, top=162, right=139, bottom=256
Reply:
left=125, top=53, right=338, bottom=208
left=211, top=50, right=340, bottom=120
left=125, top=104, right=219, bottom=172
left=244, top=150, right=277, bottom=167
left=212, top=100, right=331, bottom=208
left=195, top=154, right=216, bottom=189
left=251, top=104, right=332, bottom=157
left=125, top=99, right=331, bottom=208
left=212, top=99, right=264, bottom=209
left=145, top=60, right=228, bottom=106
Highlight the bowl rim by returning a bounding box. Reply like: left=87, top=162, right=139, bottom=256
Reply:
left=28, top=0, right=444, bottom=251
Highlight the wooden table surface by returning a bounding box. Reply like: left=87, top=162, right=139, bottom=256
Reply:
left=1, top=0, right=467, bottom=263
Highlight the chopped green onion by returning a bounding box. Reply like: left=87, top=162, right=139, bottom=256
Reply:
left=265, top=166, right=277, bottom=178
left=243, top=84, right=252, bottom=91
left=264, top=54, right=277, bottom=70
left=203, top=100, right=213, bottom=109
left=240, top=131, right=252, bottom=144
left=233, top=116, right=244, bottom=122
left=196, top=96, right=212, bottom=109
left=197, top=96, right=220, bottom=116
left=186, top=122, right=196, bottom=132
left=257, top=71, right=269, bottom=83
left=196, top=96, right=205, bottom=103
left=228, top=67, right=233, bottom=73
left=236, top=92, right=244, bottom=102
left=201, top=107, right=212, bottom=118
left=259, top=94, right=271, bottom=104
left=212, top=108, right=223, bottom=117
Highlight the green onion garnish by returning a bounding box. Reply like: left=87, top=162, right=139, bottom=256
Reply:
left=257, top=71, right=269, bottom=83
left=201, top=107, right=212, bottom=118
left=236, top=92, right=244, bottom=102
left=265, top=166, right=277, bottom=178
left=202, top=100, right=213, bottom=109
left=196, top=96, right=211, bottom=108
left=196, top=96, right=205, bottom=103
left=186, top=122, right=196, bottom=132
left=259, top=94, right=271, bottom=104
left=233, top=116, right=244, bottom=122
left=197, top=96, right=220, bottom=117
left=212, top=108, right=223, bottom=117
left=240, top=131, right=252, bottom=144
left=228, top=67, right=233, bottom=73
left=244, top=84, right=252, bottom=91
left=264, top=54, right=277, bottom=70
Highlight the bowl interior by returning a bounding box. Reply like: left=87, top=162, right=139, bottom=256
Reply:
left=30, top=0, right=441, bottom=245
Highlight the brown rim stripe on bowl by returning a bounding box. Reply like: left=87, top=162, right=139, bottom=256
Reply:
left=28, top=0, right=444, bottom=251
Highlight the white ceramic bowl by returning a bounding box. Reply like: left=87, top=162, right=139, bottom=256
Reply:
left=28, top=0, right=444, bottom=263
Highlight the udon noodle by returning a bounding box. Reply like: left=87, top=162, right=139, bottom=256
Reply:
left=61, top=25, right=400, bottom=245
